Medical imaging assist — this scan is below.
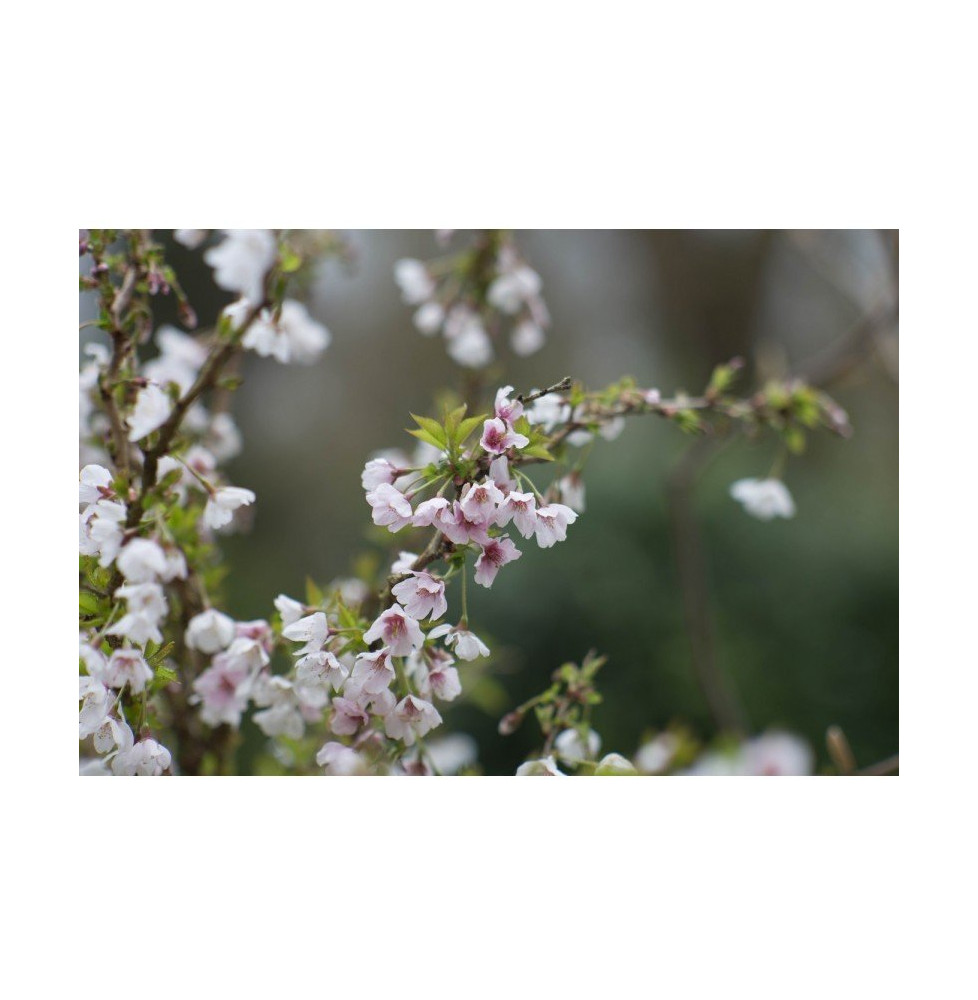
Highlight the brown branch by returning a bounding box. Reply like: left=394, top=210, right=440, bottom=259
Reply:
left=125, top=301, right=264, bottom=531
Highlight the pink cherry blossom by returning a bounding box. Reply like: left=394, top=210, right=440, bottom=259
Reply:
left=438, top=502, right=492, bottom=546
left=533, top=503, right=578, bottom=548
left=412, top=496, right=451, bottom=528
left=103, top=648, right=154, bottom=694
left=384, top=695, right=443, bottom=746
left=459, top=480, right=504, bottom=522
left=350, top=648, right=396, bottom=695
left=495, top=491, right=537, bottom=538
left=427, top=659, right=462, bottom=702
left=494, top=385, right=524, bottom=423
left=362, top=604, right=424, bottom=657
left=488, top=455, right=516, bottom=494
left=192, top=654, right=254, bottom=728
left=361, top=457, right=401, bottom=492
left=474, top=535, right=522, bottom=588
left=329, top=697, right=370, bottom=736
left=480, top=417, right=529, bottom=455
left=392, top=571, right=448, bottom=621
left=316, top=742, right=366, bottom=775
left=429, top=624, right=490, bottom=661
left=296, top=649, right=349, bottom=694
left=365, top=482, right=414, bottom=532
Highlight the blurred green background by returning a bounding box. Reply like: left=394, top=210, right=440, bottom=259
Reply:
left=148, top=230, right=899, bottom=773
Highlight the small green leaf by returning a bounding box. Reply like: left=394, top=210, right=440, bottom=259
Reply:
left=305, top=576, right=324, bottom=607
left=408, top=427, right=446, bottom=451
left=456, top=414, right=487, bottom=447
left=410, top=414, right=448, bottom=449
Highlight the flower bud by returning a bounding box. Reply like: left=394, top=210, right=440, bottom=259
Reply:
left=498, top=710, right=524, bottom=736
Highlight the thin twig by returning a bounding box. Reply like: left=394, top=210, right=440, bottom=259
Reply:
left=667, top=435, right=747, bottom=734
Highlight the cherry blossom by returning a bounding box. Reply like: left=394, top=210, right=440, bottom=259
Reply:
left=127, top=383, right=172, bottom=442
left=361, top=457, right=401, bottom=491
left=117, top=537, right=168, bottom=583
left=526, top=394, right=571, bottom=431
left=107, top=583, right=168, bottom=646
left=185, top=608, right=236, bottom=654
left=296, top=649, right=348, bottom=696
left=554, top=727, right=602, bottom=762
left=595, top=753, right=638, bottom=775
left=493, top=385, right=524, bottom=424
left=634, top=734, right=679, bottom=774
left=741, top=732, right=813, bottom=775
left=363, top=604, right=424, bottom=657
left=144, top=326, right=207, bottom=393
left=242, top=300, right=331, bottom=365
left=488, top=455, right=516, bottom=493
left=281, top=611, right=330, bottom=656
left=316, top=742, right=366, bottom=775
left=557, top=473, right=586, bottom=513
left=394, top=258, right=435, bottom=304
left=480, top=416, right=529, bottom=455
left=329, top=696, right=370, bottom=736
left=203, top=229, right=277, bottom=304
left=253, top=693, right=305, bottom=741
left=174, top=229, right=207, bottom=249
left=412, top=497, right=451, bottom=528
left=391, top=550, right=419, bottom=574
left=81, top=499, right=126, bottom=567
left=384, top=695, right=443, bottom=746
left=424, top=734, right=478, bottom=775
left=365, top=483, right=414, bottom=533
left=274, top=594, right=305, bottom=627
left=495, top=491, right=537, bottom=538
left=533, top=503, right=578, bottom=548
left=446, top=314, right=493, bottom=369
left=429, top=624, right=490, bottom=661
left=79, top=464, right=113, bottom=510
left=350, top=649, right=397, bottom=695
left=103, top=648, right=154, bottom=694
left=192, top=654, right=254, bottom=728
left=413, top=301, right=445, bottom=335
left=729, top=478, right=796, bottom=521
left=392, top=571, right=448, bottom=621
left=474, top=535, right=522, bottom=588
left=203, top=486, right=256, bottom=530
left=111, top=737, right=172, bottom=776
left=425, top=656, right=462, bottom=702
left=516, top=756, right=566, bottom=776
left=511, top=318, right=546, bottom=356
left=437, top=503, right=492, bottom=546
left=460, top=480, right=504, bottom=522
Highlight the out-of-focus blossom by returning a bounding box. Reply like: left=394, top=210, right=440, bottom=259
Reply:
left=729, top=478, right=796, bottom=521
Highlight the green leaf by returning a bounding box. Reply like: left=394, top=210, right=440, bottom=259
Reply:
left=408, top=427, right=447, bottom=451
left=443, top=404, right=467, bottom=437
left=523, top=444, right=554, bottom=461
left=147, top=641, right=175, bottom=667
left=79, top=592, right=101, bottom=617
left=150, top=665, right=179, bottom=693
left=409, top=414, right=448, bottom=449
left=456, top=414, right=487, bottom=447
left=305, top=576, right=324, bottom=607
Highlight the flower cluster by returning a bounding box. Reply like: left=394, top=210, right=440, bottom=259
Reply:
left=79, top=229, right=341, bottom=775
left=365, top=385, right=578, bottom=588
left=394, top=231, right=550, bottom=368
left=79, top=229, right=864, bottom=777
